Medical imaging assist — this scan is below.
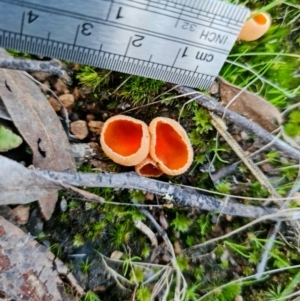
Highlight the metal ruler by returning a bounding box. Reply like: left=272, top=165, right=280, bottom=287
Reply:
left=0, top=0, right=249, bottom=88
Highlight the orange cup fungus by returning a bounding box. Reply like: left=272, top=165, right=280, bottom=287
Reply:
left=148, top=117, right=193, bottom=176
left=238, top=11, right=271, bottom=41
left=135, top=155, right=163, bottom=178
left=100, top=115, right=150, bottom=166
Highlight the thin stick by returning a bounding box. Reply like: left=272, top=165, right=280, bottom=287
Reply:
left=36, top=169, right=276, bottom=219
left=0, top=58, right=64, bottom=75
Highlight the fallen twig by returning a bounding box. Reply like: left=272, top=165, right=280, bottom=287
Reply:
left=174, top=85, right=300, bottom=160
left=0, top=58, right=64, bottom=75
left=36, top=169, right=276, bottom=219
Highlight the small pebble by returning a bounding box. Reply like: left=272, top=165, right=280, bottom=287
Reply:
left=159, top=212, right=169, bottom=230
left=173, top=241, right=182, bottom=254
left=53, top=78, right=70, bottom=95
left=145, top=192, right=154, bottom=201
left=12, top=205, right=30, bottom=225
left=88, top=121, right=104, bottom=135
left=70, top=120, right=89, bottom=140
left=59, top=93, right=74, bottom=109
left=30, top=71, right=50, bottom=82
left=225, top=215, right=232, bottom=222
left=48, top=96, right=61, bottom=112
left=85, top=202, right=92, bottom=210
left=60, top=197, right=67, bottom=212
left=110, top=250, right=123, bottom=260
left=161, top=254, right=171, bottom=263
left=72, top=87, right=80, bottom=100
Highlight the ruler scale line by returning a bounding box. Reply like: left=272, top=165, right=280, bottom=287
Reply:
left=0, top=0, right=249, bottom=88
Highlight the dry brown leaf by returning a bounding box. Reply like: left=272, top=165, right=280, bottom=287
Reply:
left=218, top=77, right=282, bottom=132
left=0, top=98, right=10, bottom=120
left=0, top=216, right=78, bottom=300
left=0, top=155, right=61, bottom=204
left=0, top=155, right=104, bottom=205
left=0, top=49, right=75, bottom=219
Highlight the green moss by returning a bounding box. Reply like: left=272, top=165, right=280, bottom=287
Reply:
left=214, top=181, right=231, bottom=195
left=136, top=286, right=152, bottom=301
left=76, top=66, right=110, bottom=90
left=197, top=214, right=212, bottom=236
left=130, top=267, right=145, bottom=283
left=171, top=213, right=193, bottom=233
left=284, top=110, right=300, bottom=137
left=73, top=233, right=85, bottom=247
left=140, top=243, right=151, bottom=259
left=80, top=258, right=92, bottom=275
left=116, top=75, right=164, bottom=105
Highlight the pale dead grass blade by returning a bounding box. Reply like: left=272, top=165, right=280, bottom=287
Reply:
left=210, top=112, right=282, bottom=206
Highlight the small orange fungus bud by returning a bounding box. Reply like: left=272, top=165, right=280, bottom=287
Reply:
left=100, top=115, right=150, bottom=166
left=149, top=117, right=193, bottom=176
left=135, top=156, right=163, bottom=178
left=238, top=11, right=271, bottom=41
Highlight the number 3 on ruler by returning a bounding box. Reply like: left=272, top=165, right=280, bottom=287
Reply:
left=81, top=23, right=93, bottom=36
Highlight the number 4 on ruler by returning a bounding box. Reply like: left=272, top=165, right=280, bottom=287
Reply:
left=27, top=11, right=39, bottom=24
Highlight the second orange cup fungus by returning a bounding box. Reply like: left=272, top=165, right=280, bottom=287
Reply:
left=238, top=11, right=271, bottom=42
left=149, top=117, right=193, bottom=176
left=100, top=115, right=150, bottom=166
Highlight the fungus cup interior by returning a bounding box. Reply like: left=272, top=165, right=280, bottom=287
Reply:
left=103, top=119, right=143, bottom=156
left=135, top=157, right=163, bottom=177
left=154, top=121, right=189, bottom=170
left=253, top=13, right=268, bottom=25
left=139, top=163, right=162, bottom=176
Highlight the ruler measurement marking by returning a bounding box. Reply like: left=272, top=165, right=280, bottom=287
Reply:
left=1, top=20, right=229, bottom=59
left=106, top=0, right=114, bottom=21
left=111, top=4, right=242, bottom=33
left=0, top=0, right=249, bottom=88
left=6, top=0, right=243, bottom=38
left=73, top=25, right=80, bottom=46
left=20, top=12, right=25, bottom=36
left=0, top=28, right=215, bottom=80
left=103, top=20, right=236, bottom=51
left=15, top=1, right=242, bottom=43
left=164, top=0, right=169, bottom=10
left=172, top=48, right=181, bottom=67
left=0, top=0, right=246, bottom=23
left=124, top=36, right=132, bottom=57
